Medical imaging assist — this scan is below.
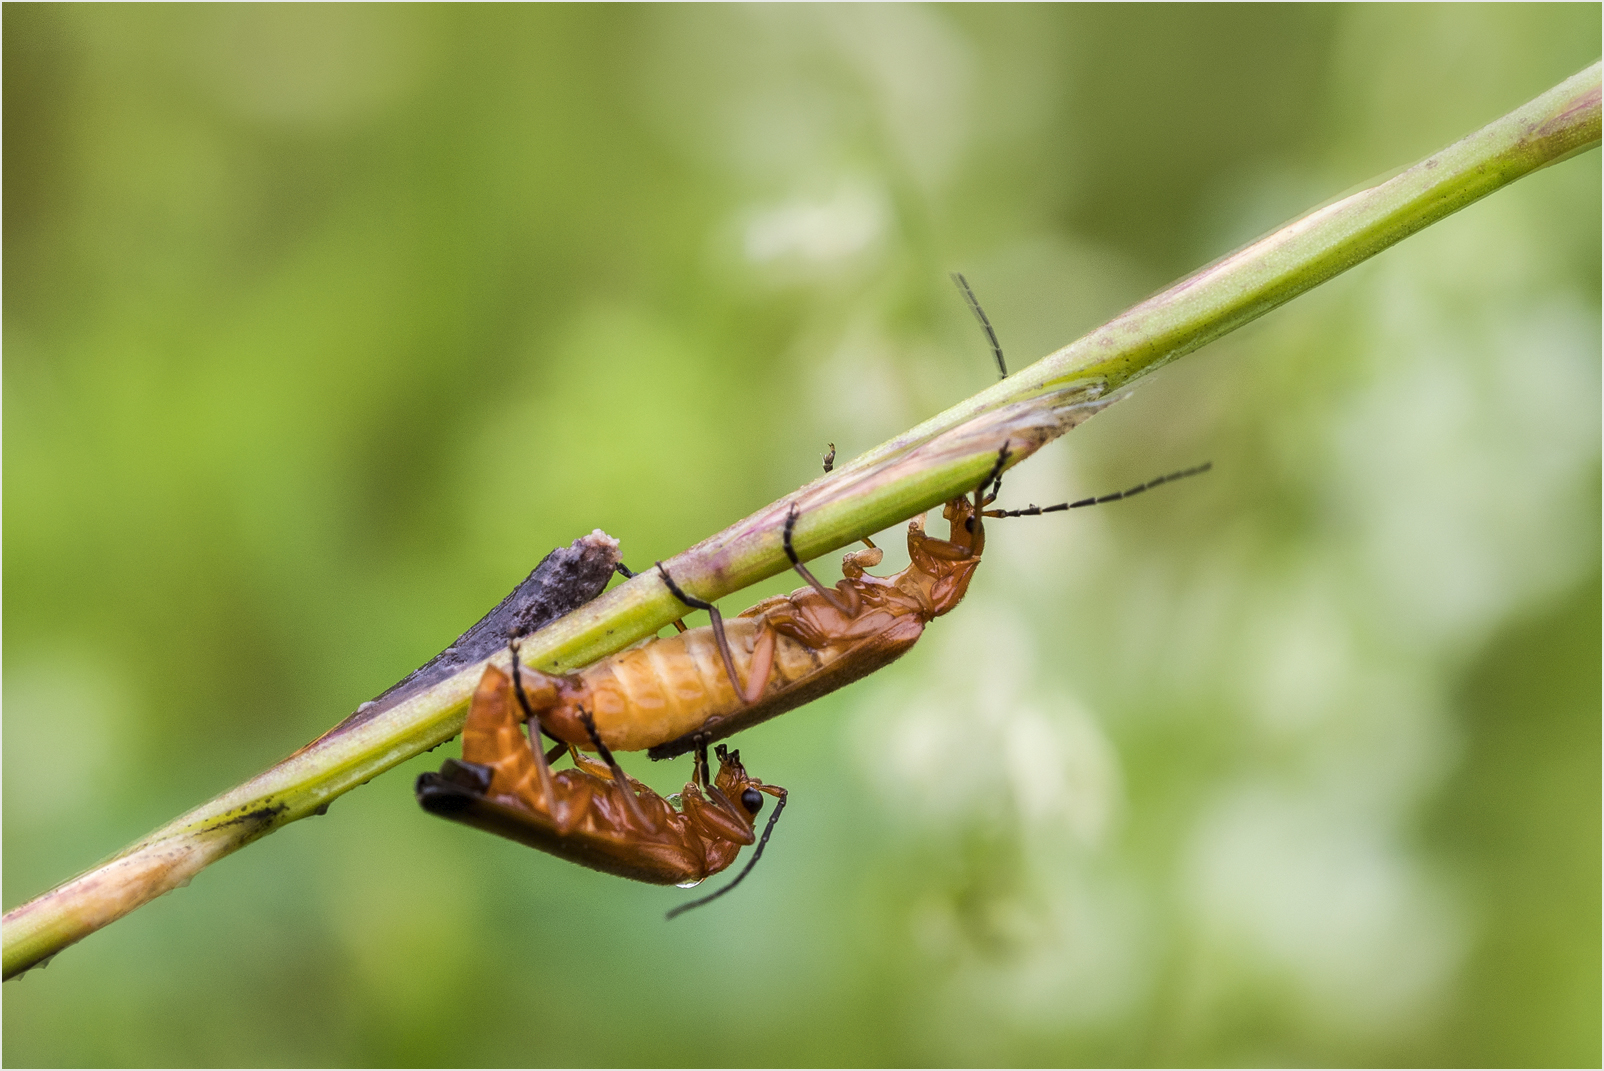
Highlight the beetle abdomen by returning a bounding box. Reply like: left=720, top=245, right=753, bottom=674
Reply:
left=576, top=618, right=838, bottom=751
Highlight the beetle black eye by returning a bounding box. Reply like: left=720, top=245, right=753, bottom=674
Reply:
left=740, top=788, right=764, bottom=814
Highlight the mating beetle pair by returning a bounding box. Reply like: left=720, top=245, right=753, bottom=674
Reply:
left=417, top=277, right=1209, bottom=916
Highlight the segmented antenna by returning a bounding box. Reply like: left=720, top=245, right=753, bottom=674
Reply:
left=984, top=462, right=1213, bottom=518
left=951, top=272, right=1008, bottom=380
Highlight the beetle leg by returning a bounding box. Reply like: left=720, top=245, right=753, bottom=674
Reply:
left=683, top=735, right=757, bottom=829
left=979, top=450, right=1009, bottom=509
left=461, top=660, right=594, bottom=833
left=757, top=600, right=834, bottom=650
left=736, top=621, right=778, bottom=705
left=461, top=665, right=533, bottom=797
left=577, top=706, right=656, bottom=833
left=510, top=644, right=580, bottom=820
left=975, top=444, right=1010, bottom=512
left=554, top=778, right=598, bottom=836
left=680, top=743, right=756, bottom=842
left=568, top=746, right=612, bottom=779
left=841, top=531, right=883, bottom=577
left=508, top=642, right=560, bottom=812
left=913, top=534, right=974, bottom=562
left=657, top=561, right=745, bottom=702
left=680, top=785, right=755, bottom=845
left=699, top=745, right=746, bottom=821
left=511, top=646, right=603, bottom=833
left=619, top=561, right=690, bottom=632
left=694, top=738, right=712, bottom=789
left=783, top=504, right=860, bottom=615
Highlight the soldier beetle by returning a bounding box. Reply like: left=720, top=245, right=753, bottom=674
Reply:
left=505, top=468, right=994, bottom=761
left=639, top=451, right=1207, bottom=758
left=499, top=455, right=1208, bottom=762
left=482, top=275, right=1204, bottom=758
left=492, top=277, right=1208, bottom=761
left=418, top=276, right=1203, bottom=913
left=416, top=645, right=787, bottom=918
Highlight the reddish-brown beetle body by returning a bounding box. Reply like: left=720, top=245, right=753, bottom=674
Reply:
left=417, top=664, right=784, bottom=887
left=515, top=491, right=987, bottom=760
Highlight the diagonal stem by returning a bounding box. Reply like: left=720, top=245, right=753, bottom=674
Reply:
left=4, top=61, right=1597, bottom=981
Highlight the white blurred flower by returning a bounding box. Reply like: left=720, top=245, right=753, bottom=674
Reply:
left=742, top=181, right=889, bottom=266
left=858, top=597, right=1124, bottom=848
left=1186, top=783, right=1465, bottom=1035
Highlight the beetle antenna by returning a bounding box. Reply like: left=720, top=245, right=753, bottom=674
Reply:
left=665, top=788, right=788, bottom=920
left=951, top=272, right=1007, bottom=380
left=984, top=462, right=1212, bottom=518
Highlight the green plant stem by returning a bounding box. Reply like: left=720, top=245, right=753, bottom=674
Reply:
left=4, top=62, right=1597, bottom=982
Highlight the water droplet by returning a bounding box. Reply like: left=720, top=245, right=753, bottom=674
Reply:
left=666, top=792, right=683, bottom=809
left=675, top=877, right=704, bottom=889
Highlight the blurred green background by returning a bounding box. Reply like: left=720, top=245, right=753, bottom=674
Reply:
left=5, top=5, right=1599, bottom=1067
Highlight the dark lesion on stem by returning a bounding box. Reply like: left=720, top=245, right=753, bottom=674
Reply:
left=325, top=531, right=623, bottom=738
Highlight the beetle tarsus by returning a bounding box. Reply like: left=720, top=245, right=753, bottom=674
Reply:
left=977, top=444, right=1010, bottom=511
left=694, top=738, right=712, bottom=789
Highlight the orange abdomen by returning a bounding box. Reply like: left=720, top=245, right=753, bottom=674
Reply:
left=559, top=617, right=839, bottom=751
